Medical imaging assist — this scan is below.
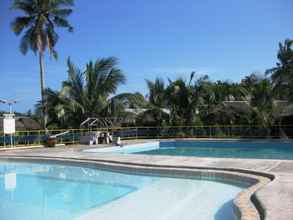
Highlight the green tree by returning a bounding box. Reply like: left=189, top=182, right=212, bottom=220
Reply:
left=165, top=73, right=208, bottom=126
left=35, top=58, right=147, bottom=128
left=57, top=57, right=142, bottom=127
left=35, top=88, right=69, bottom=128
left=146, top=78, right=166, bottom=108
left=11, top=0, right=74, bottom=130
left=141, top=78, right=169, bottom=126
left=266, top=39, right=293, bottom=101
left=248, top=79, right=280, bottom=136
left=63, top=57, right=126, bottom=121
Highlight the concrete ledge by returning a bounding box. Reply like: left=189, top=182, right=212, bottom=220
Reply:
left=0, top=144, right=68, bottom=152
left=0, top=145, right=43, bottom=151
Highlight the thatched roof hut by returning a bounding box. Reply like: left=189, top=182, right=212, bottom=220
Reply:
left=0, top=117, right=41, bottom=131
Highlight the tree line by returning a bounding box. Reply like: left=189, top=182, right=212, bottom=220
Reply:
left=33, top=39, right=293, bottom=134
left=10, top=0, right=293, bottom=135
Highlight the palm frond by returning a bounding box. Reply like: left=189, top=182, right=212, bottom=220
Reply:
left=11, top=0, right=34, bottom=13
left=50, top=8, right=73, bottom=17
left=11, top=16, right=34, bottom=35
left=19, top=27, right=37, bottom=54
left=12, top=0, right=74, bottom=55
left=51, top=0, right=74, bottom=7
left=53, top=16, right=73, bottom=32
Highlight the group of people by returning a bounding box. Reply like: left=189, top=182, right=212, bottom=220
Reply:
left=81, top=131, right=122, bottom=146
left=96, top=132, right=113, bottom=144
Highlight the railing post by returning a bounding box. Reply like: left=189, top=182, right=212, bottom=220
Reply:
left=72, top=129, right=75, bottom=144
left=158, top=126, right=162, bottom=139
left=38, top=131, right=41, bottom=145
left=157, top=127, right=159, bottom=140
left=60, top=131, right=63, bottom=144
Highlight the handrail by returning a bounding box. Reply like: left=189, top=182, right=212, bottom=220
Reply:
left=0, top=125, right=292, bottom=147
left=2, top=124, right=293, bottom=134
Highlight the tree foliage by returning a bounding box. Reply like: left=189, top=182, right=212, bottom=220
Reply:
left=36, top=57, right=146, bottom=128
left=11, top=0, right=74, bottom=58
left=32, top=39, right=293, bottom=136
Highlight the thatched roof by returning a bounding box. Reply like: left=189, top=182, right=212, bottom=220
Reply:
left=125, top=108, right=170, bottom=115
left=222, top=101, right=251, bottom=113
left=223, top=100, right=293, bottom=117
left=0, top=117, right=41, bottom=131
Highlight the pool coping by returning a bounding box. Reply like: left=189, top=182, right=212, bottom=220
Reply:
left=0, top=155, right=273, bottom=220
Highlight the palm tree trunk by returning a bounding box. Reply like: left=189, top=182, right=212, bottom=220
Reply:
left=39, top=51, right=48, bottom=132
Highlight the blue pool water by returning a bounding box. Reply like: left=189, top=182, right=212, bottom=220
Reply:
left=134, top=141, right=293, bottom=160
left=0, top=160, right=244, bottom=220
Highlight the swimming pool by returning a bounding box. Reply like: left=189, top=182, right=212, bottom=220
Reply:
left=0, top=160, right=245, bottom=220
left=85, top=140, right=293, bottom=160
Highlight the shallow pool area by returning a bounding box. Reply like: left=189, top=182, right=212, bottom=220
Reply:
left=85, top=140, right=293, bottom=160
left=0, top=160, right=245, bottom=220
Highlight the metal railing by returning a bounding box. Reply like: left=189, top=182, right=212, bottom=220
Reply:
left=0, top=125, right=292, bottom=148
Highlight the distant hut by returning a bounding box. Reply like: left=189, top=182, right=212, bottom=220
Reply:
left=132, top=108, right=170, bottom=126
left=0, top=117, right=41, bottom=131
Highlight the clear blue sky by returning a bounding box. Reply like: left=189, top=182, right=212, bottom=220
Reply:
left=0, top=0, right=292, bottom=112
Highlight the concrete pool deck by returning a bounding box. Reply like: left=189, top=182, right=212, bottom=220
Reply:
left=0, top=140, right=292, bottom=220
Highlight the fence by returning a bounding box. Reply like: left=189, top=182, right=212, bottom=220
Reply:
left=0, top=125, right=293, bottom=148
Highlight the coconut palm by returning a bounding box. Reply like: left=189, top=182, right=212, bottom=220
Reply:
left=240, top=77, right=285, bottom=136
left=165, top=73, right=209, bottom=126
left=63, top=57, right=126, bottom=119
left=35, top=88, right=71, bottom=128
left=249, top=79, right=277, bottom=136
left=165, top=78, right=190, bottom=125
left=58, top=57, right=150, bottom=127
left=141, top=78, right=169, bottom=126
left=266, top=39, right=293, bottom=101
left=11, top=0, right=74, bottom=129
left=35, top=58, right=148, bottom=128
left=146, top=78, right=166, bottom=108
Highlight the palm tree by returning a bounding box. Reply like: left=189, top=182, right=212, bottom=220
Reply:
left=57, top=57, right=134, bottom=127
left=142, top=78, right=169, bottom=126
left=248, top=79, right=278, bottom=136
left=165, top=73, right=207, bottom=126
left=35, top=88, right=70, bottom=128
left=266, top=39, right=293, bottom=101
left=35, top=58, right=147, bottom=128
left=11, top=0, right=74, bottom=129
left=63, top=57, right=126, bottom=120
left=146, top=78, right=166, bottom=108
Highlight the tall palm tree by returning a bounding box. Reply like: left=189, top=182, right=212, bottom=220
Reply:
left=11, top=0, right=74, bottom=129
